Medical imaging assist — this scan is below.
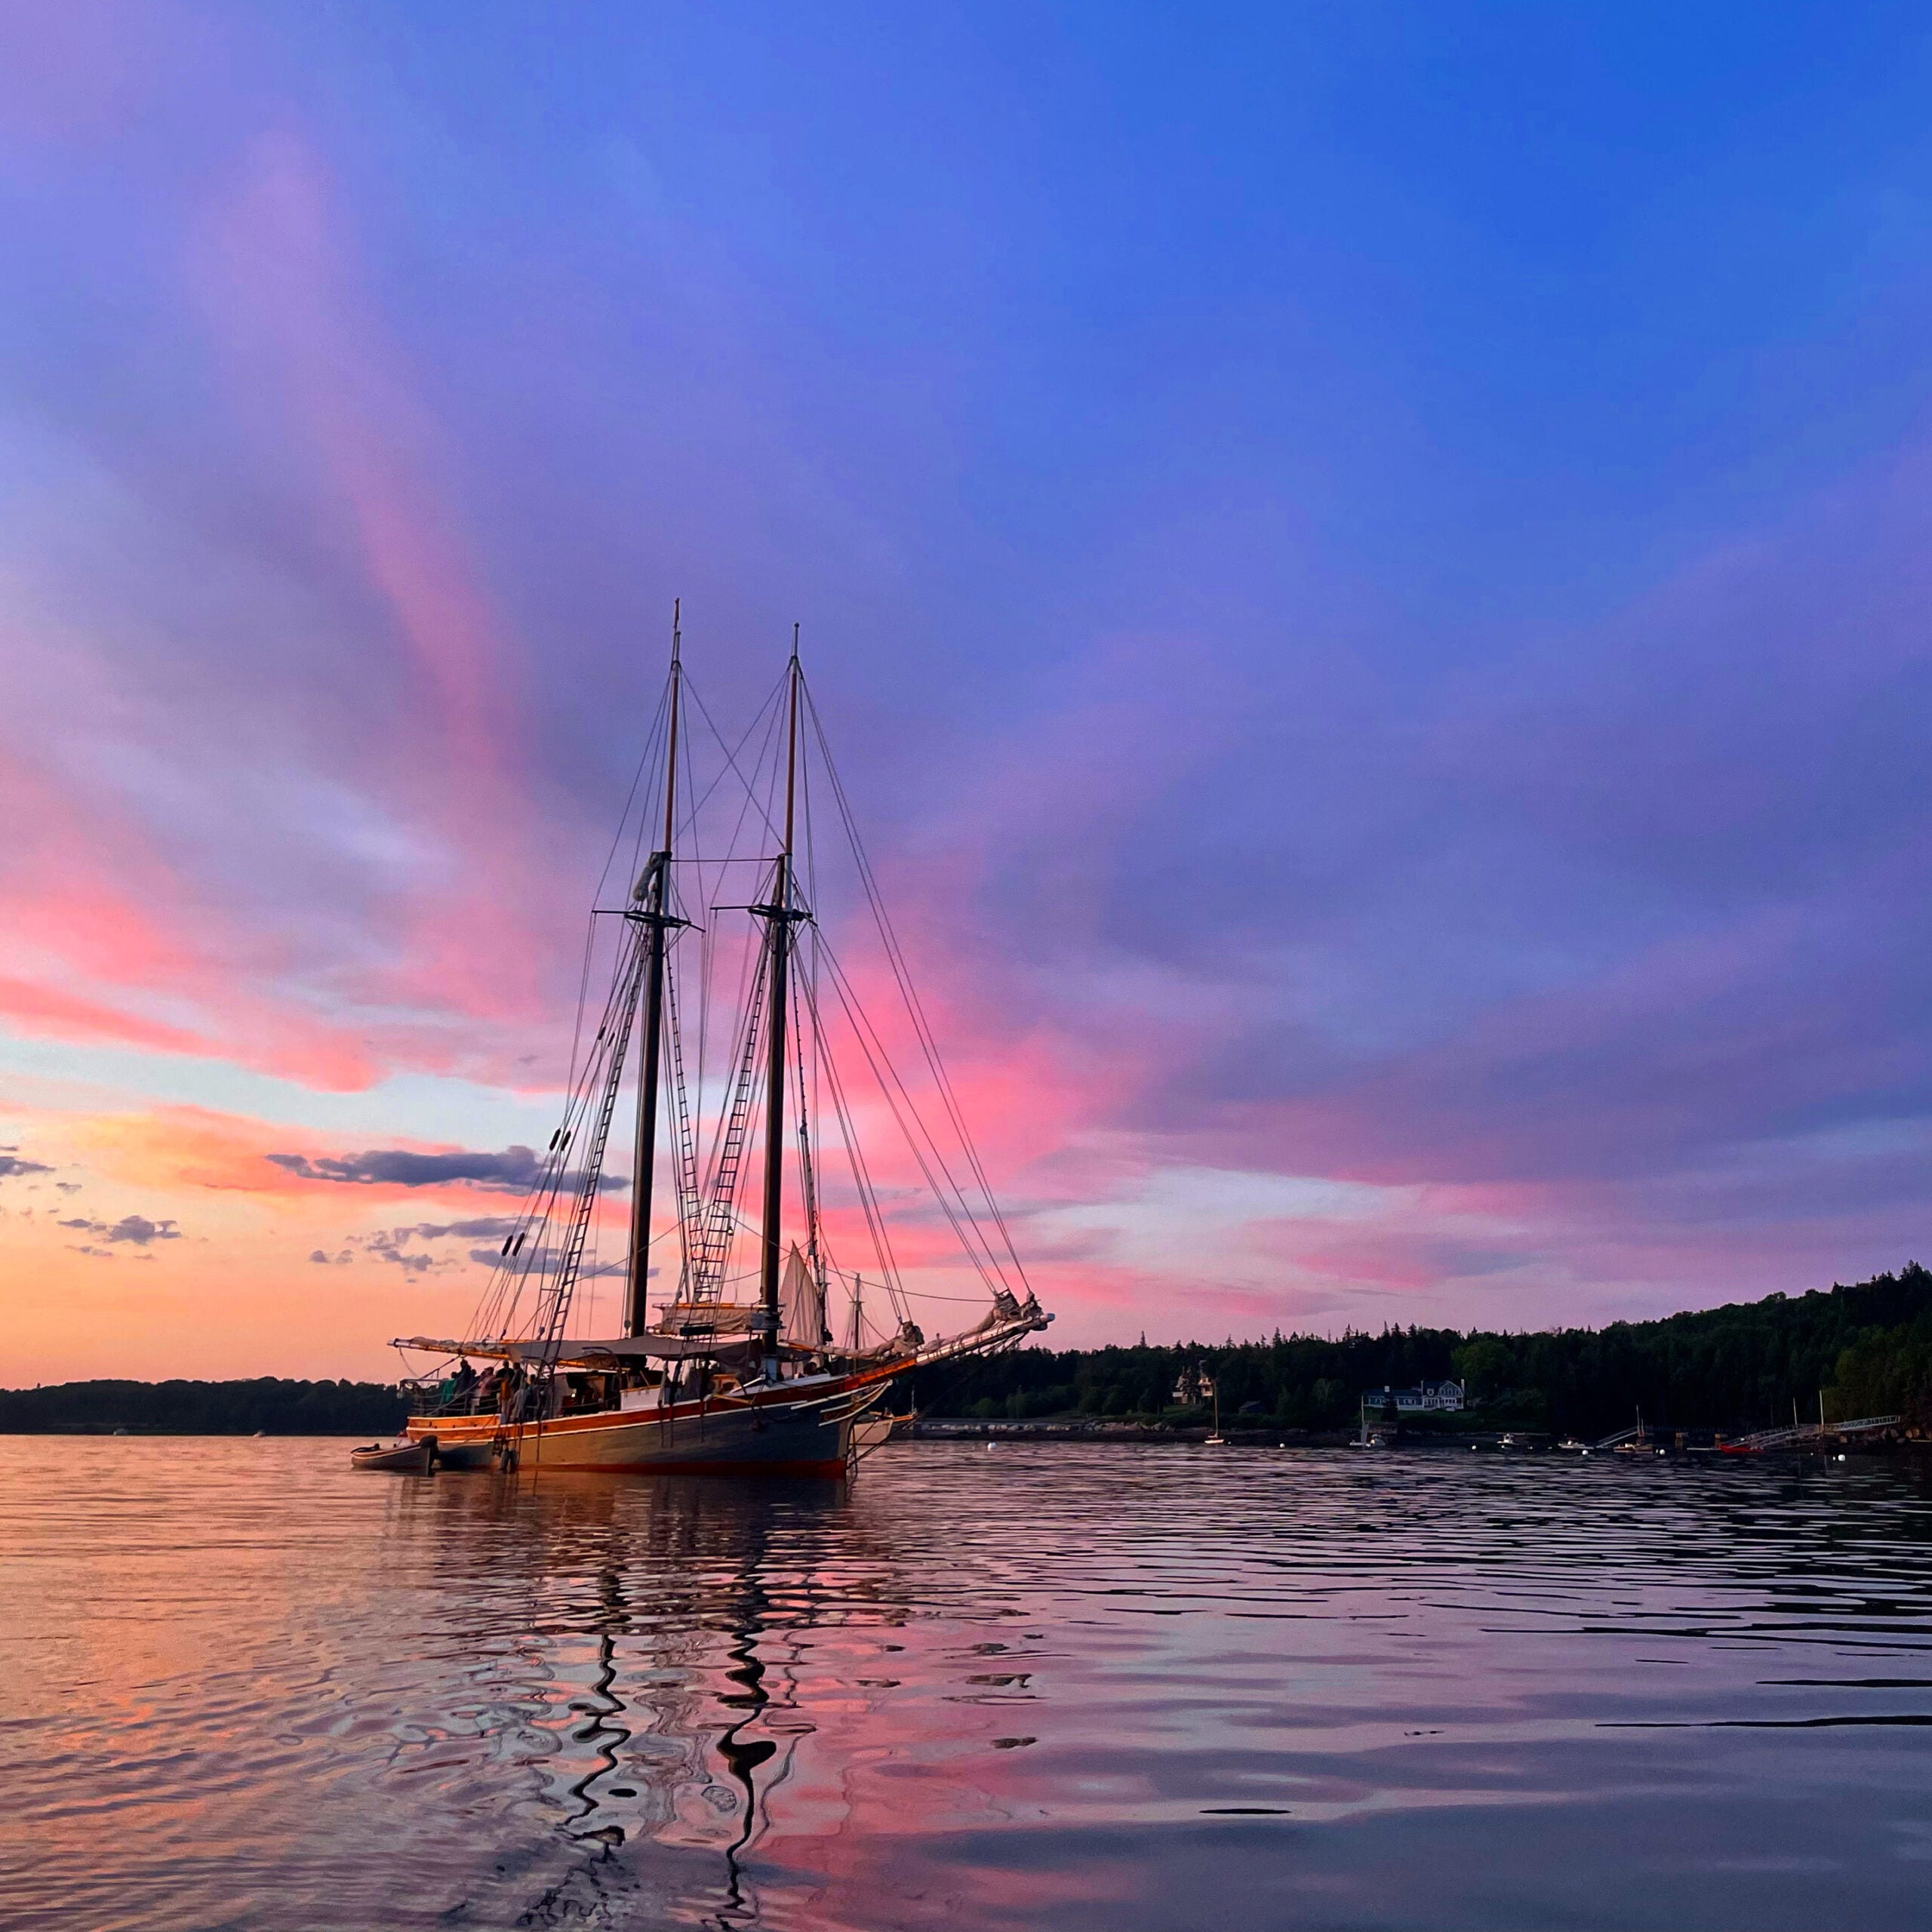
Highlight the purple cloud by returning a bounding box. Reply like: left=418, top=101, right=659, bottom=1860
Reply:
left=59, top=1214, right=182, bottom=1245
left=266, top=1149, right=623, bottom=1195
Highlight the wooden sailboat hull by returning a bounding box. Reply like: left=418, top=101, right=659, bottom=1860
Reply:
left=405, top=1389, right=857, bottom=1477
left=395, top=1309, right=1047, bottom=1480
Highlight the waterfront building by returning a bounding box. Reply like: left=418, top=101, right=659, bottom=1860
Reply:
left=1361, top=1379, right=1465, bottom=1414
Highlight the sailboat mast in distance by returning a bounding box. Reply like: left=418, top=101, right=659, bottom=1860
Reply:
left=624, top=601, right=681, bottom=1337
left=757, top=633, right=802, bottom=1380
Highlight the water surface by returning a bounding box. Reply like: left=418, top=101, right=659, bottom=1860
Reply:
left=4, top=1438, right=1929, bottom=1930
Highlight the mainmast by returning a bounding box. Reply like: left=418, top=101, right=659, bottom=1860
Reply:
left=755, top=634, right=804, bottom=1380
left=623, top=601, right=682, bottom=1337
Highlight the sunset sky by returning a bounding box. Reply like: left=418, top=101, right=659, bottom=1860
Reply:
left=5, top=3, right=1931, bottom=1381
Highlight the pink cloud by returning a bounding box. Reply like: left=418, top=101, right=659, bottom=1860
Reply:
left=0, top=747, right=379, bottom=1088
left=187, top=129, right=553, bottom=1027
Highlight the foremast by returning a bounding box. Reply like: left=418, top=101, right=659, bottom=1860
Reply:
left=752, top=635, right=808, bottom=1382
left=624, top=602, right=686, bottom=1337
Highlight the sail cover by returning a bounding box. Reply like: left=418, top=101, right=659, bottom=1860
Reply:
left=392, top=1330, right=777, bottom=1366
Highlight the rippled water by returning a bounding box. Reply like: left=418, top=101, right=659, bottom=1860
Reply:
left=5, top=1439, right=1931, bottom=1930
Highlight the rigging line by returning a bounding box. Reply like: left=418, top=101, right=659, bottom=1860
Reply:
left=536, top=922, right=648, bottom=1325
left=812, top=935, right=1012, bottom=1291
left=694, top=910, right=768, bottom=1195
left=512, top=921, right=651, bottom=1451
left=796, top=968, right=909, bottom=1319
left=563, top=686, right=667, bottom=1128
left=482, top=1149, right=599, bottom=1342
left=699, top=690, right=788, bottom=1099
left=687, top=940, right=772, bottom=1301
left=789, top=967, right=831, bottom=1344
left=798, top=722, right=826, bottom=1291
left=475, top=1066, right=598, bottom=1338
left=818, top=804, right=1029, bottom=1292
left=803, top=923, right=1004, bottom=1275
left=803, top=981, right=908, bottom=1313
left=678, top=666, right=783, bottom=833
left=619, top=684, right=675, bottom=914
left=685, top=669, right=791, bottom=845
left=673, top=671, right=783, bottom=1213
left=802, top=682, right=1031, bottom=1290
left=589, top=678, right=675, bottom=908
left=561, top=915, right=601, bottom=1109
left=813, top=1246, right=993, bottom=1306
left=494, top=1020, right=613, bottom=1282
left=661, top=955, right=703, bottom=1291
left=827, top=1067, right=910, bottom=1324
left=562, top=683, right=671, bottom=1114
left=695, top=681, right=788, bottom=1149
left=804, top=1018, right=903, bottom=1315
left=475, top=920, right=648, bottom=1339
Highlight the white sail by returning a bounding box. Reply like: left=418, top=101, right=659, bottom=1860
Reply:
left=780, top=1241, right=826, bottom=1347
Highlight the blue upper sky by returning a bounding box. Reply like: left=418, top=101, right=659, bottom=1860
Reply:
left=3, top=2, right=1931, bottom=1369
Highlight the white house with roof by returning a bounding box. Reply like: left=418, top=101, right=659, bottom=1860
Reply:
left=1361, top=1379, right=1464, bottom=1414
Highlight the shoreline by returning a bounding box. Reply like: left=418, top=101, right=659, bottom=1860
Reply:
left=900, top=1417, right=1929, bottom=1454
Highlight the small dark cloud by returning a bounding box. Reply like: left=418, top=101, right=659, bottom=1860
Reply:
left=71, top=1244, right=112, bottom=1260
left=111, top=1214, right=180, bottom=1245
left=0, top=1155, right=52, bottom=1180
left=358, top=1228, right=451, bottom=1275
left=348, top=1217, right=523, bottom=1272
left=55, top=1181, right=82, bottom=1194
left=60, top=1214, right=183, bottom=1245
left=308, top=1249, right=352, bottom=1266
left=265, top=1147, right=623, bottom=1194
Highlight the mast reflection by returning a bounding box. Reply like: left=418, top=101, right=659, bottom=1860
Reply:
left=390, top=1468, right=908, bottom=1927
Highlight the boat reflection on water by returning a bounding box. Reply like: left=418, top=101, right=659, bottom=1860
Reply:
left=14, top=1438, right=1932, bottom=1932
left=384, top=1466, right=906, bottom=1928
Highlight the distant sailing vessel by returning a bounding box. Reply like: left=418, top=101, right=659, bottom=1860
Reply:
left=384, top=611, right=1050, bottom=1476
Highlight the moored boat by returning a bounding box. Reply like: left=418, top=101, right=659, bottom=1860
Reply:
left=350, top=1437, right=434, bottom=1473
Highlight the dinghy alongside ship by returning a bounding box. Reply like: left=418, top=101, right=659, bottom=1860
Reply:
left=372, top=615, right=1050, bottom=1477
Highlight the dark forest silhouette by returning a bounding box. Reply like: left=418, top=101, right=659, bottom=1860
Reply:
left=5, top=1267, right=1929, bottom=1439
left=913, top=1266, right=1932, bottom=1439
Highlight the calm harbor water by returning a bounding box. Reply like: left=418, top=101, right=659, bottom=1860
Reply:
left=4, top=1438, right=1930, bottom=1931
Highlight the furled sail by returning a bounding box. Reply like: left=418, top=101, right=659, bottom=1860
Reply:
left=780, top=1241, right=827, bottom=1347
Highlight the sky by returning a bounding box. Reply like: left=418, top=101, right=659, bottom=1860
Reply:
left=3, top=1, right=1931, bottom=1381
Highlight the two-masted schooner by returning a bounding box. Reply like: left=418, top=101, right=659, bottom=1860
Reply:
left=381, top=612, right=1050, bottom=1476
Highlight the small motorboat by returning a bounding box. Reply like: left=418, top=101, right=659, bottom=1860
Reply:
left=350, top=1437, right=434, bottom=1473
left=430, top=1438, right=496, bottom=1470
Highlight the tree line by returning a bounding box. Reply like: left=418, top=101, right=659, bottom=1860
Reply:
left=0, top=1377, right=408, bottom=1435
left=909, top=1265, right=1932, bottom=1438
left=6, top=1267, right=1927, bottom=1439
